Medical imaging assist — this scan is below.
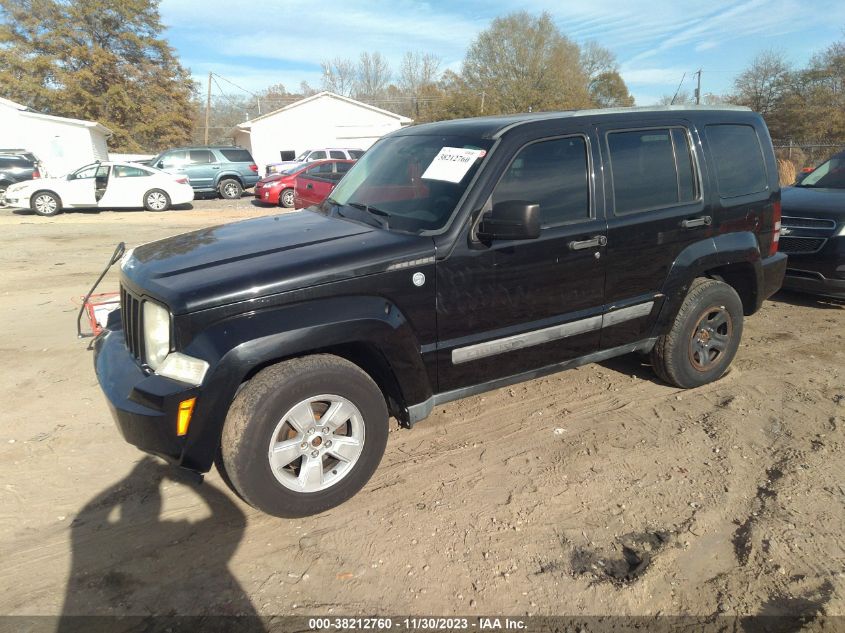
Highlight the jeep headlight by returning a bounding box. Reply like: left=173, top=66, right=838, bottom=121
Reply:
left=143, top=300, right=170, bottom=369
left=156, top=352, right=210, bottom=385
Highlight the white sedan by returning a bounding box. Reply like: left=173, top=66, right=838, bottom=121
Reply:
left=2, top=161, right=195, bottom=216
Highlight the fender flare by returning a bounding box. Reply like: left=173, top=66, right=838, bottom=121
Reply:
left=652, top=232, right=762, bottom=335
left=178, top=296, right=432, bottom=471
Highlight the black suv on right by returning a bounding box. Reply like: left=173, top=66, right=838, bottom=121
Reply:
left=780, top=150, right=845, bottom=298
left=93, top=106, right=786, bottom=518
left=146, top=146, right=259, bottom=199
left=0, top=149, right=40, bottom=207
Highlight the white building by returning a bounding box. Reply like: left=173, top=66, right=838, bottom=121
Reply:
left=234, top=91, right=412, bottom=173
left=0, top=96, right=112, bottom=176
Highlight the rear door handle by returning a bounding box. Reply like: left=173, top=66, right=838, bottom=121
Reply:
left=681, top=215, right=712, bottom=229
left=569, top=235, right=607, bottom=250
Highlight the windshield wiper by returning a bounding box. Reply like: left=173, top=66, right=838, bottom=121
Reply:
left=347, top=202, right=390, bottom=229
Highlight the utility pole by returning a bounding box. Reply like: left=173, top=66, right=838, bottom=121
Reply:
left=695, top=69, right=702, bottom=105
left=480, top=91, right=485, bottom=114
left=204, top=71, right=212, bottom=145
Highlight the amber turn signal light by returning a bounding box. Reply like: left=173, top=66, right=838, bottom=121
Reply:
left=176, top=397, right=196, bottom=436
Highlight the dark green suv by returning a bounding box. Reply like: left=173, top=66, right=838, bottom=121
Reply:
left=146, top=146, right=259, bottom=199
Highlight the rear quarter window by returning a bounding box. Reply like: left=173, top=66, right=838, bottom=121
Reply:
left=219, top=149, right=253, bottom=163
left=705, top=124, right=768, bottom=198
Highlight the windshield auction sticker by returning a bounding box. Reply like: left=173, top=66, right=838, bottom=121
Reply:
left=421, top=147, right=486, bottom=183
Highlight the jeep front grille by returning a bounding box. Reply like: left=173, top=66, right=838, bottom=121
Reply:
left=781, top=216, right=836, bottom=233
left=120, top=285, right=144, bottom=361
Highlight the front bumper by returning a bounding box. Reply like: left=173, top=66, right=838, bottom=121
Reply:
left=781, top=235, right=845, bottom=299
left=782, top=270, right=845, bottom=299
left=94, top=328, right=199, bottom=465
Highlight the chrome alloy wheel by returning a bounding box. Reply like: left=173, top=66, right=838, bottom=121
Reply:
left=146, top=191, right=167, bottom=210
left=688, top=304, right=733, bottom=371
left=223, top=182, right=240, bottom=198
left=267, top=395, right=365, bottom=493
left=34, top=193, right=57, bottom=214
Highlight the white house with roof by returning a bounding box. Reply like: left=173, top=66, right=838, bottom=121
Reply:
left=0, top=96, right=112, bottom=176
left=234, top=91, right=412, bottom=174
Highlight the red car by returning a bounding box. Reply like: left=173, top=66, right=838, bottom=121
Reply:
left=254, top=159, right=354, bottom=208
left=293, top=167, right=353, bottom=209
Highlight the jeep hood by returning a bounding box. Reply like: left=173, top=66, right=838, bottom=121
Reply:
left=121, top=210, right=434, bottom=314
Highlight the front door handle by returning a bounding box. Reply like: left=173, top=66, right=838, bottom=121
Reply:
left=306, top=183, right=313, bottom=190
left=569, top=235, right=607, bottom=250
left=681, top=215, right=712, bottom=229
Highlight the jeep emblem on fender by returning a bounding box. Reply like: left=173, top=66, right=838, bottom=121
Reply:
left=412, top=272, right=426, bottom=287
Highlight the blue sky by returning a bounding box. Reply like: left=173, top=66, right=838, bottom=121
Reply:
left=160, top=0, right=845, bottom=108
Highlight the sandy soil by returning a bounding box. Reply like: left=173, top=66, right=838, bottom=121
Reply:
left=0, top=201, right=843, bottom=621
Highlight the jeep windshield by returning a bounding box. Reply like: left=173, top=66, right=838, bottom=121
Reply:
left=322, top=134, right=493, bottom=234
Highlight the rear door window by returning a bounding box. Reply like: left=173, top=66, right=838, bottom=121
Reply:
left=336, top=162, right=352, bottom=174
left=349, top=150, right=365, bottom=159
left=705, top=124, right=768, bottom=198
left=219, top=149, right=253, bottom=163
left=607, top=128, right=699, bottom=214
left=493, top=136, right=590, bottom=227
left=189, top=150, right=215, bottom=164
left=329, top=150, right=345, bottom=159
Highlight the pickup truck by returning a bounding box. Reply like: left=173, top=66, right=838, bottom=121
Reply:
left=93, top=106, right=786, bottom=517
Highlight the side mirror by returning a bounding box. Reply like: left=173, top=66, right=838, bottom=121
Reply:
left=477, top=200, right=541, bottom=241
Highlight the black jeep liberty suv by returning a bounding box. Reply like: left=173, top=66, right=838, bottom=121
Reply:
left=94, top=106, right=787, bottom=517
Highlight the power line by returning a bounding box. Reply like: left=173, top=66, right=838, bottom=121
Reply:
left=670, top=72, right=687, bottom=105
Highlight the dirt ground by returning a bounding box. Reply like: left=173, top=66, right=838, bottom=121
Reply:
left=0, top=200, right=843, bottom=622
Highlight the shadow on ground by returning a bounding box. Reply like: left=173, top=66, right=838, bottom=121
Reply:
left=57, top=457, right=262, bottom=630
left=770, top=290, right=845, bottom=310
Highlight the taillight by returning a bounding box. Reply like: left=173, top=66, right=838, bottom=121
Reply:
left=32, top=168, right=40, bottom=179
left=175, top=176, right=189, bottom=185
left=770, top=199, right=781, bottom=256
left=249, top=164, right=258, bottom=172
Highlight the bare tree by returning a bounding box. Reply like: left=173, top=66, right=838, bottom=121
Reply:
left=461, top=11, right=592, bottom=113
left=732, top=50, right=792, bottom=116
left=399, top=51, right=441, bottom=95
left=320, top=57, right=357, bottom=97
left=580, top=41, right=634, bottom=107
left=356, top=51, right=391, bottom=101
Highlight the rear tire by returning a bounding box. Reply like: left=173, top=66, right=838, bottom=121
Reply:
left=279, top=188, right=295, bottom=208
left=218, top=178, right=243, bottom=200
left=143, top=189, right=171, bottom=211
left=650, top=278, right=743, bottom=388
left=219, top=354, right=389, bottom=518
left=31, top=191, right=62, bottom=216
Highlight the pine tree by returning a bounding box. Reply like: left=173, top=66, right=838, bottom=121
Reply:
left=0, top=0, right=196, bottom=151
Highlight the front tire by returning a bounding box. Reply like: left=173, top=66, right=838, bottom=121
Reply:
left=31, top=191, right=62, bottom=216
left=651, top=278, right=743, bottom=388
left=219, top=354, right=389, bottom=517
left=218, top=178, right=243, bottom=200
left=279, top=188, right=295, bottom=208
left=143, top=189, right=171, bottom=211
